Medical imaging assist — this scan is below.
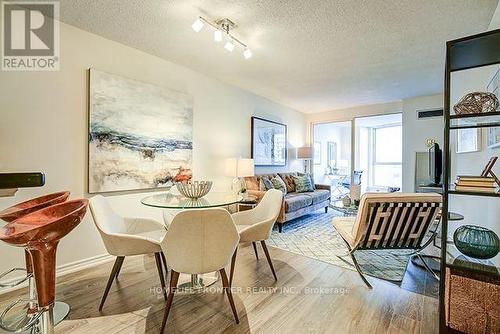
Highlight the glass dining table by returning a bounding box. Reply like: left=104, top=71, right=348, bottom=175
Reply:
left=141, top=191, right=243, bottom=291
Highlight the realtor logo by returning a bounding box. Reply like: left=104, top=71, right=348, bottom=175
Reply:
left=2, top=1, right=59, bottom=71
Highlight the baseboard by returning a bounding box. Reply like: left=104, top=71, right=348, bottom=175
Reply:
left=0, top=253, right=114, bottom=295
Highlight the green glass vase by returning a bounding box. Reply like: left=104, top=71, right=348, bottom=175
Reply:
left=453, top=225, right=500, bottom=260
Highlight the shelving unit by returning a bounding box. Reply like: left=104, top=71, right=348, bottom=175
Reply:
left=440, top=28, right=500, bottom=333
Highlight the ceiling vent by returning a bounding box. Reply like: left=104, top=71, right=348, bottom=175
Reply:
left=416, top=109, right=443, bottom=119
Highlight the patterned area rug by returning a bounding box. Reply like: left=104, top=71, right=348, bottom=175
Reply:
left=268, top=210, right=414, bottom=283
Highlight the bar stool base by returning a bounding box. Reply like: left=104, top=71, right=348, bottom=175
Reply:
left=52, top=301, right=70, bottom=326
left=0, top=302, right=69, bottom=334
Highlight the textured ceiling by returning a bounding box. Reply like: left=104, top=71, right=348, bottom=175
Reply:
left=56, top=0, right=498, bottom=113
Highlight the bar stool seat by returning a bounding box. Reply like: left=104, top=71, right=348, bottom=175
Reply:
left=0, top=199, right=88, bottom=334
left=0, top=191, right=70, bottom=223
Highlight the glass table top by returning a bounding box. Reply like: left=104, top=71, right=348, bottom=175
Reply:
left=141, top=192, right=243, bottom=209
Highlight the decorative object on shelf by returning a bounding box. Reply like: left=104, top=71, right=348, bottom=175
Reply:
left=453, top=225, right=500, bottom=259
left=296, top=147, right=313, bottom=173
left=454, top=157, right=500, bottom=192
left=251, top=117, right=287, bottom=166
left=456, top=128, right=481, bottom=153
left=88, top=69, right=193, bottom=193
left=313, top=141, right=321, bottom=165
left=191, top=17, right=252, bottom=59
left=453, top=92, right=499, bottom=115
left=426, top=138, right=436, bottom=148
left=175, top=181, right=213, bottom=199
left=454, top=175, right=497, bottom=193
left=225, top=158, right=254, bottom=194
left=481, top=156, right=500, bottom=187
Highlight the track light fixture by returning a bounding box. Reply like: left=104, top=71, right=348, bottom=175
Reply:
left=191, top=16, right=252, bottom=59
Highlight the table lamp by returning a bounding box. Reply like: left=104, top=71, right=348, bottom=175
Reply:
left=297, top=147, right=313, bottom=173
left=225, top=158, right=254, bottom=193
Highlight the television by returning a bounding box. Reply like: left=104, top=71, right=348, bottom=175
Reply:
left=429, top=143, right=442, bottom=186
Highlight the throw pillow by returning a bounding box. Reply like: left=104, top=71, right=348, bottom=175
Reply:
left=261, top=176, right=274, bottom=190
left=271, top=176, right=287, bottom=195
left=298, top=173, right=316, bottom=190
left=293, top=175, right=314, bottom=193
left=278, top=173, right=297, bottom=193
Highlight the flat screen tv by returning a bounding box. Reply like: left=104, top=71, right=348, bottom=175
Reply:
left=429, top=143, right=442, bottom=186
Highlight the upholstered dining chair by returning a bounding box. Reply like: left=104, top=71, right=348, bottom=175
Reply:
left=89, top=195, right=168, bottom=310
left=160, top=208, right=240, bottom=332
left=332, top=192, right=442, bottom=289
left=230, top=189, right=283, bottom=285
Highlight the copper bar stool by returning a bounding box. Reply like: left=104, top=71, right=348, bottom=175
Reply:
left=0, top=199, right=88, bottom=334
left=0, top=192, right=69, bottom=333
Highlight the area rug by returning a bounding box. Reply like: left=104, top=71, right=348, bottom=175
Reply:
left=268, top=210, right=414, bottom=283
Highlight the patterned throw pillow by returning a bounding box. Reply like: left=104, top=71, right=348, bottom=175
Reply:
left=261, top=176, right=274, bottom=190
left=293, top=174, right=314, bottom=193
left=298, top=173, right=316, bottom=190
left=271, top=176, right=287, bottom=195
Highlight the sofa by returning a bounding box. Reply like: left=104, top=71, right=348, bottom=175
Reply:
left=242, top=172, right=331, bottom=232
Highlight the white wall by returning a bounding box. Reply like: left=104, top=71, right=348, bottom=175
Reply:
left=0, top=23, right=306, bottom=277
left=489, top=0, right=500, bottom=30
left=402, top=94, right=444, bottom=192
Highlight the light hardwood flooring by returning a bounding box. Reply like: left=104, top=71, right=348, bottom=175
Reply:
left=0, top=243, right=438, bottom=334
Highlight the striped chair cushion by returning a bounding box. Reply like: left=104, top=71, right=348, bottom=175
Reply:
left=356, top=201, right=442, bottom=250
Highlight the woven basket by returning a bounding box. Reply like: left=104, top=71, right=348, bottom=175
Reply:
left=453, top=92, right=499, bottom=115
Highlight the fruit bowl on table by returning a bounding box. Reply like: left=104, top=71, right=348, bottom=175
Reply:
left=175, top=181, right=213, bottom=199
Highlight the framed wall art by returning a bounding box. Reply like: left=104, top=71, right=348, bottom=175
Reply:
left=251, top=117, right=287, bottom=166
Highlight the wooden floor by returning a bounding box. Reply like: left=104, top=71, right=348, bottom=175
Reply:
left=0, top=244, right=438, bottom=334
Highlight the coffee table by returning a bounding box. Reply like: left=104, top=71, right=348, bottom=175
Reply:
left=330, top=201, right=358, bottom=216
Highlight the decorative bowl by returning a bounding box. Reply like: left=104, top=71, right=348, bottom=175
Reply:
left=453, top=92, right=499, bottom=115
left=175, top=181, right=212, bottom=199
left=453, top=225, right=500, bottom=260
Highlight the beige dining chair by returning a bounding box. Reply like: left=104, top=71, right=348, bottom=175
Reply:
left=230, top=189, right=283, bottom=284
left=160, top=208, right=240, bottom=332
left=89, top=195, right=168, bottom=310
left=332, top=192, right=442, bottom=289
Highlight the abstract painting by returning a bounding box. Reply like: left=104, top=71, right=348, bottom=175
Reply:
left=251, top=117, right=287, bottom=166
left=88, top=69, right=193, bottom=193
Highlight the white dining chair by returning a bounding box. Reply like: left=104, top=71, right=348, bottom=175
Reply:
left=230, top=189, right=283, bottom=284
left=89, top=195, right=168, bottom=310
left=160, top=208, right=240, bottom=332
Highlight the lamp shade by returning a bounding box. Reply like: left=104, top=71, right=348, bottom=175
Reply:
left=225, top=158, right=254, bottom=177
left=297, top=147, right=313, bottom=159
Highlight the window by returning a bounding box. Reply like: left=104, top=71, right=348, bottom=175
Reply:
left=372, top=125, right=402, bottom=187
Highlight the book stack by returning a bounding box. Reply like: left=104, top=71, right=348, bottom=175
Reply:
left=455, top=176, right=497, bottom=192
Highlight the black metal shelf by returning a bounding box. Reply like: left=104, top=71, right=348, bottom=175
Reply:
left=446, top=262, right=500, bottom=278
left=448, top=28, right=500, bottom=72
left=449, top=111, right=500, bottom=119
left=440, top=28, right=500, bottom=333
left=449, top=111, right=500, bottom=129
